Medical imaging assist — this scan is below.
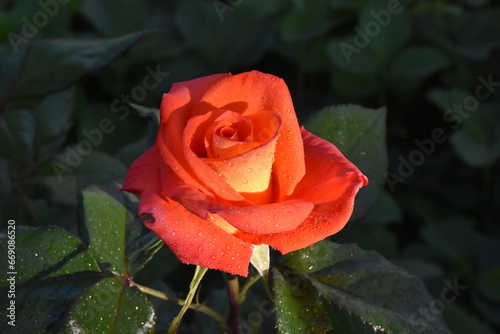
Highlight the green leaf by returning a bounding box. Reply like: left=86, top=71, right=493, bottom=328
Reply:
left=331, top=69, right=380, bottom=98
left=444, top=304, right=496, bottom=334
left=305, top=104, right=388, bottom=219
left=391, top=46, right=448, bottom=78
left=81, top=186, right=132, bottom=274
left=0, top=226, right=99, bottom=288
left=273, top=269, right=331, bottom=334
left=427, top=88, right=469, bottom=113
left=0, top=108, right=35, bottom=161
left=283, top=240, right=338, bottom=274
left=10, top=31, right=158, bottom=98
left=358, top=191, right=402, bottom=225
left=0, top=272, right=106, bottom=334
left=327, top=36, right=379, bottom=75
left=477, top=267, right=500, bottom=303
left=359, top=0, right=411, bottom=67
left=0, top=43, right=25, bottom=107
left=32, top=88, right=75, bottom=159
left=60, top=277, right=156, bottom=334
left=126, top=224, right=163, bottom=277
left=420, top=217, right=475, bottom=270
left=80, top=0, right=149, bottom=36
left=115, top=138, right=149, bottom=167
left=306, top=242, right=453, bottom=333
left=175, top=0, right=277, bottom=70
left=280, top=0, right=344, bottom=43
left=450, top=108, right=500, bottom=167
left=51, top=151, right=128, bottom=185
left=32, top=88, right=74, bottom=143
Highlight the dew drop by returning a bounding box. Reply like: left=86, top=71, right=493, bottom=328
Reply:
left=247, top=168, right=252, bottom=173
left=170, top=231, right=176, bottom=236
left=226, top=245, right=231, bottom=250
left=198, top=246, right=204, bottom=251
left=231, top=257, right=235, bottom=260
left=243, top=180, right=248, bottom=184
left=211, top=255, right=216, bottom=260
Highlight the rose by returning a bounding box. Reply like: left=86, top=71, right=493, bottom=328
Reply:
left=122, top=71, right=367, bottom=276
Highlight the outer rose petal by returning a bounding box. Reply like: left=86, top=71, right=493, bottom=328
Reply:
left=192, top=71, right=306, bottom=198
left=235, top=187, right=361, bottom=254
left=210, top=199, right=314, bottom=234
left=140, top=191, right=253, bottom=276
left=234, top=128, right=368, bottom=253
left=159, top=162, right=314, bottom=235
left=292, top=128, right=368, bottom=204
left=121, top=145, right=162, bottom=195
left=122, top=145, right=252, bottom=276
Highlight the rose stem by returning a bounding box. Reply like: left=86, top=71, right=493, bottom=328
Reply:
left=227, top=275, right=241, bottom=334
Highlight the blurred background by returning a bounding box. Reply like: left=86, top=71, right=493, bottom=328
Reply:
left=1, top=0, right=499, bottom=333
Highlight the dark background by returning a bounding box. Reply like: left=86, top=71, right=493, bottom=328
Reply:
left=1, top=0, right=499, bottom=333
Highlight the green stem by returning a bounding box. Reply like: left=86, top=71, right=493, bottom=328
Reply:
left=238, top=274, right=261, bottom=303
left=129, top=267, right=227, bottom=331
left=227, top=275, right=240, bottom=334
left=168, top=266, right=208, bottom=333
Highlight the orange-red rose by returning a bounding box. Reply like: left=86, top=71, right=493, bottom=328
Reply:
left=122, top=71, right=368, bottom=276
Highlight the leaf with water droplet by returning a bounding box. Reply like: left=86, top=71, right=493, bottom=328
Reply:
left=0, top=226, right=99, bottom=287
left=59, top=277, right=156, bottom=334
left=281, top=241, right=453, bottom=334
left=305, top=104, right=387, bottom=220
left=0, top=272, right=105, bottom=333
left=81, top=186, right=132, bottom=274
left=273, top=269, right=331, bottom=334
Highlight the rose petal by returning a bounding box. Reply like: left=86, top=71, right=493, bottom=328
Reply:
left=234, top=127, right=368, bottom=253
left=201, top=111, right=281, bottom=195
left=160, top=163, right=212, bottom=219
left=140, top=190, right=253, bottom=276
left=157, top=73, right=245, bottom=201
left=178, top=112, right=249, bottom=202
left=205, top=111, right=257, bottom=159
left=209, top=199, right=314, bottom=234
left=123, top=144, right=252, bottom=276
left=192, top=71, right=306, bottom=197
left=292, top=128, right=369, bottom=203
left=121, top=145, right=162, bottom=195
left=234, top=186, right=361, bottom=254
